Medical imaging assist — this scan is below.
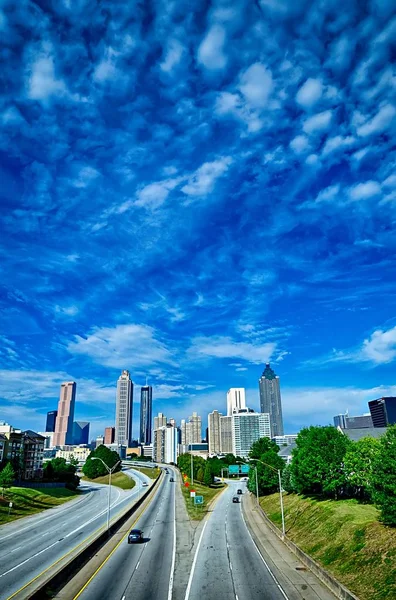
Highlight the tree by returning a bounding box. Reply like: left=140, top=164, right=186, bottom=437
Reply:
left=0, top=462, right=15, bottom=494
left=82, top=445, right=121, bottom=479
left=343, top=437, right=381, bottom=500
left=203, top=462, right=213, bottom=486
left=247, top=437, right=285, bottom=496
left=290, top=426, right=351, bottom=498
left=249, top=437, right=280, bottom=459
left=281, top=463, right=296, bottom=494
left=43, top=457, right=80, bottom=490
left=372, top=425, right=396, bottom=526
left=69, top=454, right=79, bottom=468
left=196, top=467, right=204, bottom=483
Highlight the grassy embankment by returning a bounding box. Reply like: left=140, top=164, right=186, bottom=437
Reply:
left=0, top=486, right=79, bottom=525
left=259, top=493, right=396, bottom=600
left=82, top=471, right=136, bottom=490
left=181, top=480, right=225, bottom=520
left=132, top=466, right=161, bottom=480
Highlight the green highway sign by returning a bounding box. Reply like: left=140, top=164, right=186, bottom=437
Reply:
left=240, top=464, right=250, bottom=474
left=229, top=465, right=240, bottom=474
left=194, top=495, right=204, bottom=505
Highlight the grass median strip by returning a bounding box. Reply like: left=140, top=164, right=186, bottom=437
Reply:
left=181, top=481, right=225, bottom=521
left=129, top=466, right=161, bottom=479
left=82, top=471, right=136, bottom=490
left=259, top=492, right=396, bottom=600
left=0, top=486, right=79, bottom=525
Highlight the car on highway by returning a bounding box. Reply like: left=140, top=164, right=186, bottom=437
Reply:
left=237, top=488, right=243, bottom=494
left=232, top=496, right=240, bottom=503
left=142, top=481, right=148, bottom=486
left=170, top=477, right=174, bottom=482
left=128, top=529, right=144, bottom=543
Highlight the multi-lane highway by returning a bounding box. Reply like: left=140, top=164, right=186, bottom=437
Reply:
left=0, top=469, right=151, bottom=600
left=73, top=467, right=176, bottom=600
left=185, top=479, right=288, bottom=600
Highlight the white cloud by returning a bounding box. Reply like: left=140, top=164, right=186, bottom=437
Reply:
left=93, top=48, right=119, bottom=82
left=239, top=63, right=273, bottom=108
left=160, top=40, right=184, bottom=72
left=296, top=78, right=323, bottom=109
left=360, top=326, right=396, bottom=364
left=357, top=103, right=396, bottom=137
left=197, top=25, right=227, bottom=70
left=290, top=135, right=309, bottom=154
left=136, top=176, right=184, bottom=209
left=181, top=156, right=232, bottom=197
left=55, top=305, right=79, bottom=316
left=322, top=135, right=355, bottom=155
left=303, top=110, right=332, bottom=134
left=189, top=335, right=276, bottom=364
left=68, top=324, right=175, bottom=368
left=74, top=166, right=101, bottom=188
left=28, top=55, right=67, bottom=101
left=315, top=184, right=340, bottom=203
left=348, top=180, right=381, bottom=201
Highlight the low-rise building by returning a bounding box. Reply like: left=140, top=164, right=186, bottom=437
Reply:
left=22, top=431, right=45, bottom=479
left=272, top=434, right=298, bottom=447
left=55, top=445, right=91, bottom=462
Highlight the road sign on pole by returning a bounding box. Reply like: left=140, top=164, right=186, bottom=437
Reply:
left=194, top=496, right=204, bottom=505
left=190, top=491, right=196, bottom=497
left=240, top=464, right=250, bottom=474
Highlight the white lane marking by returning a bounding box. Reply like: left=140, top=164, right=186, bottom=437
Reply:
left=167, top=471, right=177, bottom=600
left=9, top=547, right=22, bottom=554
left=136, top=560, right=140, bottom=570
left=184, top=520, right=208, bottom=600
left=0, top=540, right=60, bottom=578
left=230, top=563, right=233, bottom=571
left=240, top=506, right=289, bottom=600
left=121, top=596, right=125, bottom=600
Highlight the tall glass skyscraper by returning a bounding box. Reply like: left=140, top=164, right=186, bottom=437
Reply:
left=140, top=385, right=153, bottom=445
left=258, top=363, right=284, bottom=437
left=46, top=410, right=58, bottom=432
left=115, top=370, right=133, bottom=447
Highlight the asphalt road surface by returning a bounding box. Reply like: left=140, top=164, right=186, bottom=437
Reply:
left=74, top=467, right=176, bottom=600
left=0, top=469, right=150, bottom=600
left=185, top=479, right=287, bottom=600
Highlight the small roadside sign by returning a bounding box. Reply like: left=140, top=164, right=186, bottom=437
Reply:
left=194, top=496, right=204, bottom=505
left=9, top=502, right=13, bottom=508
left=190, top=491, right=196, bottom=497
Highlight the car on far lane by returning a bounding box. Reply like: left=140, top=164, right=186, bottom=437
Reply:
left=170, top=477, right=174, bottom=482
left=232, top=496, right=240, bottom=503
left=142, top=481, right=148, bottom=487
left=237, top=489, right=243, bottom=494
left=128, top=529, right=144, bottom=543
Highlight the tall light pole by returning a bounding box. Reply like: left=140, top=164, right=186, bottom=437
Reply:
left=91, top=457, right=121, bottom=535
left=190, top=446, right=194, bottom=486
left=249, top=458, right=285, bottom=539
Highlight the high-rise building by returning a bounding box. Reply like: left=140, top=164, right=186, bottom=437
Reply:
left=72, top=421, right=90, bottom=445
left=232, top=412, right=271, bottom=458
left=368, top=397, right=396, bottom=427
left=140, top=385, right=153, bottom=445
left=53, top=382, right=76, bottom=446
left=180, top=419, right=187, bottom=444
left=96, top=435, right=104, bottom=448
left=104, top=426, right=115, bottom=445
left=115, top=370, right=134, bottom=447
left=46, top=411, right=58, bottom=433
left=154, top=412, right=167, bottom=431
left=153, top=424, right=178, bottom=464
left=220, top=416, right=233, bottom=453
left=188, top=412, right=201, bottom=444
left=208, top=410, right=222, bottom=455
left=226, top=388, right=246, bottom=416
left=333, top=413, right=348, bottom=429
left=259, top=364, right=284, bottom=437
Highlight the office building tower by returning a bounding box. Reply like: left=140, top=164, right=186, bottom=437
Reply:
left=259, top=364, right=284, bottom=437
left=208, top=410, right=222, bottom=455
left=53, top=382, right=76, bottom=446
left=154, top=412, right=167, bottom=431
left=232, top=412, right=271, bottom=458
left=220, top=416, right=233, bottom=453
left=72, top=421, right=90, bottom=445
left=139, top=385, right=153, bottom=445
left=334, top=413, right=348, bottom=429
left=188, top=412, right=202, bottom=444
left=226, top=388, right=246, bottom=416
left=115, top=370, right=134, bottom=447
left=368, top=397, right=396, bottom=427
left=169, top=418, right=176, bottom=427
left=46, top=411, right=58, bottom=433
left=180, top=419, right=187, bottom=445
left=104, top=426, right=115, bottom=445
left=96, top=435, right=104, bottom=448
left=153, top=424, right=178, bottom=464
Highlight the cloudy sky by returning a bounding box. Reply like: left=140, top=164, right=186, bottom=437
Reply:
left=1, top=0, right=395, bottom=440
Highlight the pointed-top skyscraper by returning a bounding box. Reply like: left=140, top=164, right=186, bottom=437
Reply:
left=115, top=370, right=133, bottom=447
left=259, top=363, right=284, bottom=437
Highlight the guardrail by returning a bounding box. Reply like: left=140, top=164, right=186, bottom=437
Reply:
left=20, top=469, right=163, bottom=600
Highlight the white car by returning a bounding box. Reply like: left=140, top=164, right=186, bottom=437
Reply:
left=142, top=481, right=148, bottom=487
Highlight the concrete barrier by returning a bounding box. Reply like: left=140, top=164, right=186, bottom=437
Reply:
left=25, top=471, right=163, bottom=599
left=251, top=494, right=360, bottom=600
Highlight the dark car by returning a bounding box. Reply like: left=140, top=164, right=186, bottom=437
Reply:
left=128, top=529, right=144, bottom=543
left=232, top=496, right=240, bottom=503
left=237, top=489, right=243, bottom=495
left=170, top=477, right=174, bottom=482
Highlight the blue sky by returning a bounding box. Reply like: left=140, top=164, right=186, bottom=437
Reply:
left=1, top=0, right=396, bottom=441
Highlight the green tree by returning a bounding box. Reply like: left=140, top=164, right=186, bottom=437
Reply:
left=82, top=445, right=121, bottom=479
left=247, top=437, right=285, bottom=496
left=196, top=467, right=204, bottom=483
left=372, top=425, right=396, bottom=526
left=69, top=454, right=79, bottom=468
left=281, top=463, right=296, bottom=494
left=291, top=426, right=351, bottom=498
left=43, top=457, right=80, bottom=490
left=249, top=437, right=280, bottom=459
left=0, top=462, right=15, bottom=494
left=203, top=462, right=213, bottom=486
left=343, top=437, right=381, bottom=500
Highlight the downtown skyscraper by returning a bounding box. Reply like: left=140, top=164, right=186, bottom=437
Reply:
left=53, top=382, right=76, bottom=446
left=115, top=370, right=133, bottom=447
left=139, top=385, right=153, bottom=445
left=258, top=363, right=284, bottom=437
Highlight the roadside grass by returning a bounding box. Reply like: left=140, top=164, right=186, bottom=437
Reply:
left=181, top=481, right=225, bottom=521
left=82, top=471, right=136, bottom=490
left=132, top=467, right=161, bottom=480
left=0, top=486, right=79, bottom=525
left=259, top=493, right=396, bottom=600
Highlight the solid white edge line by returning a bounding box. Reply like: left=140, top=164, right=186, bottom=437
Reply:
left=240, top=503, right=289, bottom=600
left=184, top=519, right=208, bottom=600
left=167, top=474, right=177, bottom=600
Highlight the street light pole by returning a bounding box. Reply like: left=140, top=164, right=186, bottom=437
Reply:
left=255, top=466, right=259, bottom=507
left=190, top=447, right=194, bottom=486
left=91, top=457, right=121, bottom=535
left=249, top=458, right=285, bottom=539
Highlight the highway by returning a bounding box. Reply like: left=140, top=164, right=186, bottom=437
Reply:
left=185, top=479, right=287, bottom=600
left=73, top=467, right=176, bottom=600
left=0, top=469, right=151, bottom=600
